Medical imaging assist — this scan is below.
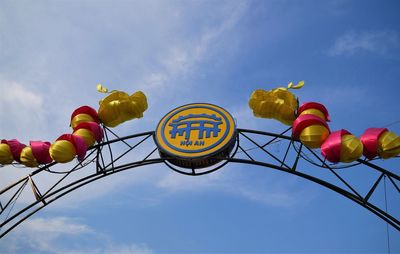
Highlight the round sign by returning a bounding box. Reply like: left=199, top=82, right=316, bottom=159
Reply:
left=155, top=103, right=236, bottom=169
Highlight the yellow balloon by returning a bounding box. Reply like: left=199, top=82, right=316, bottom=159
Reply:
left=340, top=134, right=363, bottom=163
left=73, top=128, right=95, bottom=147
left=249, top=88, right=298, bottom=126
left=20, top=147, right=39, bottom=167
left=98, top=90, right=148, bottom=127
left=0, top=143, right=14, bottom=164
left=49, top=140, right=76, bottom=163
left=71, top=114, right=95, bottom=129
left=299, top=125, right=330, bottom=149
left=378, top=131, right=400, bottom=159
left=299, top=109, right=326, bottom=121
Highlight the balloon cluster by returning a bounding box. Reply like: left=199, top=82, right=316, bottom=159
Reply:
left=292, top=102, right=331, bottom=149
left=249, top=82, right=400, bottom=163
left=0, top=86, right=148, bottom=168
left=248, top=81, right=304, bottom=126
left=292, top=101, right=400, bottom=163
left=97, top=85, right=148, bottom=128
left=0, top=106, right=103, bottom=167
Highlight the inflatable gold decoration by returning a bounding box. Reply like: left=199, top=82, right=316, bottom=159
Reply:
left=341, top=134, right=363, bottom=163
left=1, top=139, right=26, bottom=162
left=50, top=134, right=87, bottom=163
left=0, top=143, right=14, bottom=164
left=361, top=128, right=400, bottom=159
left=378, top=131, right=400, bottom=159
left=50, top=140, right=77, bottom=163
left=294, top=120, right=330, bottom=148
left=98, top=87, right=148, bottom=127
left=297, top=102, right=330, bottom=122
left=321, top=130, right=363, bottom=163
left=248, top=81, right=304, bottom=126
left=20, top=147, right=39, bottom=167
left=0, top=85, right=148, bottom=168
left=70, top=106, right=99, bottom=129
left=292, top=102, right=331, bottom=149
left=72, top=122, right=103, bottom=147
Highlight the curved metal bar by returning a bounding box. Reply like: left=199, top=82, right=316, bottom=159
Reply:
left=0, top=131, right=155, bottom=196
left=238, top=128, right=400, bottom=181
left=0, top=159, right=166, bottom=238
left=227, top=158, right=400, bottom=231
left=0, top=128, right=399, bottom=238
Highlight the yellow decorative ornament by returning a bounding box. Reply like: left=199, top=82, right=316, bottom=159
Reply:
left=321, top=130, right=363, bottom=163
left=96, top=83, right=108, bottom=93
left=73, top=128, right=96, bottom=147
left=49, top=140, right=77, bottom=163
left=98, top=85, right=148, bottom=127
left=378, top=131, right=400, bottom=159
left=0, top=143, right=14, bottom=164
left=297, top=102, right=330, bottom=122
left=20, top=147, right=39, bottom=167
left=299, top=109, right=326, bottom=121
left=248, top=81, right=304, bottom=125
left=70, top=106, right=99, bottom=129
left=71, top=114, right=95, bottom=129
left=340, top=134, right=363, bottom=163
left=299, top=125, right=330, bottom=149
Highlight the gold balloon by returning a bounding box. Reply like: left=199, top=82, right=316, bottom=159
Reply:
left=249, top=88, right=298, bottom=126
left=71, top=114, right=95, bottom=129
left=20, top=146, right=39, bottom=167
left=299, top=109, right=326, bottom=121
left=0, top=143, right=14, bottom=164
left=98, top=90, right=148, bottom=127
left=378, top=131, right=400, bottom=159
left=299, top=125, right=330, bottom=149
left=73, top=128, right=96, bottom=147
left=49, top=140, right=76, bottom=163
left=340, top=134, right=363, bottom=163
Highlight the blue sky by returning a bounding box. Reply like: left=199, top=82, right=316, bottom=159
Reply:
left=0, top=0, right=400, bottom=253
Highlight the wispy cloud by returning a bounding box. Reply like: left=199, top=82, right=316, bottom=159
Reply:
left=0, top=79, right=47, bottom=140
left=156, top=167, right=314, bottom=208
left=139, top=1, right=250, bottom=97
left=0, top=217, right=153, bottom=254
left=328, top=30, right=400, bottom=56
left=0, top=0, right=250, bottom=205
left=22, top=217, right=91, bottom=235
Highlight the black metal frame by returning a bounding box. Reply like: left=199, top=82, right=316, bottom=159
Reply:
left=0, top=127, right=399, bottom=238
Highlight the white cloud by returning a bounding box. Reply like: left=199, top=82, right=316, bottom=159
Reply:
left=0, top=217, right=92, bottom=254
left=0, top=79, right=47, bottom=140
left=138, top=0, right=249, bottom=97
left=0, top=0, right=308, bottom=223
left=228, top=185, right=296, bottom=207
left=22, top=216, right=91, bottom=235
left=328, top=30, right=400, bottom=56
left=156, top=167, right=313, bottom=208
left=1, top=81, right=43, bottom=108
left=91, top=244, right=153, bottom=254
left=0, top=216, right=153, bottom=254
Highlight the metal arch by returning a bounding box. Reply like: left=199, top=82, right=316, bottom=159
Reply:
left=0, top=128, right=399, bottom=238
left=0, top=130, right=164, bottom=238
left=234, top=128, right=400, bottom=230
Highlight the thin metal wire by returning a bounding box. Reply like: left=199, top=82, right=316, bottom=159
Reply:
left=236, top=139, right=282, bottom=154
left=3, top=180, right=28, bottom=226
left=0, top=128, right=399, bottom=238
left=383, top=119, right=400, bottom=128
left=384, top=176, right=391, bottom=254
